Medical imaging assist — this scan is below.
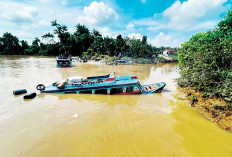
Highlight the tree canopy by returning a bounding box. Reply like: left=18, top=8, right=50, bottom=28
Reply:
left=177, top=10, right=232, bottom=104
left=0, top=21, right=176, bottom=57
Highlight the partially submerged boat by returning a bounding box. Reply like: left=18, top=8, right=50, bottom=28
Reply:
left=36, top=73, right=166, bottom=95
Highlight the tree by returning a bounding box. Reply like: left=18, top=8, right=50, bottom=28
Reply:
left=20, top=40, right=29, bottom=54
left=103, top=37, right=115, bottom=56
left=25, top=37, right=41, bottom=55
left=92, top=29, right=102, bottom=39
left=142, top=36, right=147, bottom=44
left=42, top=32, right=55, bottom=44
left=72, top=24, right=93, bottom=56
left=51, top=20, right=70, bottom=47
left=115, top=34, right=126, bottom=56
left=177, top=10, right=232, bottom=104
left=1, top=32, right=20, bottom=55
left=75, top=24, right=90, bottom=36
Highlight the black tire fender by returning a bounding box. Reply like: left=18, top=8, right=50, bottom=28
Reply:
left=24, top=93, right=36, bottom=99
left=36, top=84, right=45, bottom=91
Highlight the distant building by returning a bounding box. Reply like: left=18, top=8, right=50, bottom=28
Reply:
left=163, top=49, right=177, bottom=56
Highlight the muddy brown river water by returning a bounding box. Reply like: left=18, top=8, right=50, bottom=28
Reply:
left=0, top=56, right=232, bottom=157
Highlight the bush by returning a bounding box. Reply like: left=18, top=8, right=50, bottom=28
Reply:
left=177, top=10, right=232, bottom=104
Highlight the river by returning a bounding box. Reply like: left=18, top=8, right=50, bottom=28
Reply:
left=0, top=56, right=232, bottom=157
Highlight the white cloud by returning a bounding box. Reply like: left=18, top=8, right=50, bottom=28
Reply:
left=189, top=20, right=219, bottom=31
left=97, top=27, right=113, bottom=37
left=1, top=3, right=38, bottom=23
left=150, top=32, right=182, bottom=47
left=39, top=0, right=67, bottom=5
left=128, top=33, right=143, bottom=40
left=33, top=20, right=51, bottom=28
left=163, top=0, right=230, bottom=30
left=147, top=24, right=168, bottom=31
left=77, top=1, right=118, bottom=26
left=0, top=0, right=83, bottom=43
left=126, top=23, right=134, bottom=30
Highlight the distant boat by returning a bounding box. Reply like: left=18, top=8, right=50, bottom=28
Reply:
left=56, top=57, right=72, bottom=67
left=36, top=73, right=166, bottom=95
left=82, top=58, right=88, bottom=62
left=116, top=59, right=132, bottom=65
left=107, top=59, right=132, bottom=65
left=71, top=56, right=81, bottom=62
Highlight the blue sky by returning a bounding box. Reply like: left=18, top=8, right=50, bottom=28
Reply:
left=0, top=0, right=231, bottom=47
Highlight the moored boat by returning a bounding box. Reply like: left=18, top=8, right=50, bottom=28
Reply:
left=36, top=73, right=166, bottom=95
left=56, top=57, right=72, bottom=67
left=116, top=59, right=132, bottom=65
left=71, top=56, right=81, bottom=62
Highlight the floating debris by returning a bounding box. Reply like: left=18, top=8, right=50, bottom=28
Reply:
left=73, top=113, right=79, bottom=118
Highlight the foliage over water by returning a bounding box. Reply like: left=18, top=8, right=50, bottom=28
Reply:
left=177, top=10, right=232, bottom=104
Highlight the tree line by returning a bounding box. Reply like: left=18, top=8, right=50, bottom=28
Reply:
left=0, top=20, right=177, bottom=58
left=177, top=10, right=232, bottom=104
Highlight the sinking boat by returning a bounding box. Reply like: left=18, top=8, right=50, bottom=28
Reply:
left=36, top=73, right=166, bottom=95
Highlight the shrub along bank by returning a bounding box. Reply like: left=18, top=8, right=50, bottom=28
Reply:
left=177, top=10, right=232, bottom=105
left=177, top=10, right=232, bottom=131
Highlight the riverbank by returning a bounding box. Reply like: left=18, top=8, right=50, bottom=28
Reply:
left=103, top=56, right=178, bottom=64
left=178, top=88, right=232, bottom=131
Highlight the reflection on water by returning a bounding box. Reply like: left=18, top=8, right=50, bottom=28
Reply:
left=0, top=56, right=232, bottom=157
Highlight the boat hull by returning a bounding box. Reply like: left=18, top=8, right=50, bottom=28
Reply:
left=141, top=82, right=166, bottom=94
left=41, top=82, right=142, bottom=95
left=56, top=58, right=72, bottom=67
left=38, top=74, right=166, bottom=95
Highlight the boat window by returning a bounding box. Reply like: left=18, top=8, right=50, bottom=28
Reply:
left=110, top=88, right=123, bottom=94
left=126, top=86, right=134, bottom=93
left=149, top=86, right=152, bottom=89
left=79, top=90, right=92, bottom=94
left=95, top=89, right=107, bottom=94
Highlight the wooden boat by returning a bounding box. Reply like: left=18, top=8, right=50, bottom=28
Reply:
left=36, top=73, right=166, bottom=95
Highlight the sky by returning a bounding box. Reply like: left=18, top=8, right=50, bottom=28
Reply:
left=0, top=0, right=231, bottom=47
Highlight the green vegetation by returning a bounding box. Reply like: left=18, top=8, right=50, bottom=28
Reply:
left=169, top=55, right=178, bottom=60
left=0, top=20, right=176, bottom=59
left=177, top=10, right=232, bottom=104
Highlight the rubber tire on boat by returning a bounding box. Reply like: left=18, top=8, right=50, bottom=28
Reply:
left=36, top=84, right=45, bottom=91
left=13, top=89, right=27, bottom=95
left=24, top=93, right=36, bottom=99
